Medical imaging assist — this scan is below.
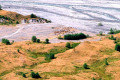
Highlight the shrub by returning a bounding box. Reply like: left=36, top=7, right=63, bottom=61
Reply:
left=30, top=14, right=37, bottom=18
left=32, top=36, right=37, bottom=42
left=109, top=28, right=114, bottom=34
left=17, top=49, right=20, bottom=52
left=45, top=53, right=55, bottom=60
left=115, top=43, right=120, bottom=51
left=109, top=35, right=116, bottom=40
left=36, top=39, right=40, bottom=43
left=22, top=73, right=26, bottom=78
left=92, top=78, right=96, bottom=80
left=2, top=38, right=11, bottom=45
left=66, top=42, right=71, bottom=48
left=114, top=39, right=120, bottom=44
left=31, top=72, right=41, bottom=78
left=99, top=31, right=103, bottom=36
left=105, top=58, right=109, bottom=65
left=64, top=33, right=87, bottom=40
left=98, top=23, right=103, bottom=26
left=45, top=38, right=49, bottom=44
left=83, top=63, right=89, bottom=69
left=16, top=21, right=19, bottom=24
left=108, top=28, right=120, bottom=34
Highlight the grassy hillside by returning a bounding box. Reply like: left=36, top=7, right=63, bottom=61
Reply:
left=0, top=34, right=120, bottom=80
left=0, top=10, right=51, bottom=25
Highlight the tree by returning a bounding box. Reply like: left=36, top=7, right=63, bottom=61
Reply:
left=35, top=72, right=41, bottom=78
left=31, top=72, right=36, bottom=78
left=66, top=42, right=71, bottom=48
left=105, top=58, right=109, bottom=65
left=30, top=14, right=37, bottom=18
left=36, top=39, right=40, bottom=43
left=22, top=73, right=26, bottom=78
left=99, top=31, right=103, bottom=36
left=16, top=21, right=19, bottom=24
left=83, top=63, right=89, bottom=69
left=0, top=5, right=2, bottom=10
left=17, top=49, right=20, bottom=53
left=64, top=33, right=87, bottom=40
left=32, top=36, right=37, bottom=42
left=109, top=28, right=114, bottom=34
left=109, top=35, right=116, bottom=40
left=45, top=38, right=49, bottom=44
left=2, top=38, right=11, bottom=45
left=31, top=71, right=41, bottom=78
left=115, top=43, right=120, bottom=51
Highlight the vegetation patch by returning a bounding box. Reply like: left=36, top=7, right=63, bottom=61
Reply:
left=99, top=48, right=115, bottom=55
left=45, top=53, right=55, bottom=61
left=31, top=71, right=41, bottom=78
left=108, top=28, right=120, bottom=34
left=64, top=33, right=87, bottom=40
left=90, top=59, right=112, bottom=80
left=2, top=38, right=11, bottom=45
left=115, top=43, right=120, bottom=52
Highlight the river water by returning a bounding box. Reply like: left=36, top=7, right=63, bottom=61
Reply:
left=1, top=0, right=120, bottom=33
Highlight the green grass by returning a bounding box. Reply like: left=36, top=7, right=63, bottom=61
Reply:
left=29, top=60, right=51, bottom=69
left=25, top=46, right=68, bottom=58
left=73, top=57, right=120, bottom=80
left=0, top=70, right=12, bottom=77
left=90, top=57, right=120, bottom=80
left=41, top=72, right=72, bottom=77
left=99, top=48, right=115, bottom=55
left=49, top=46, right=68, bottom=54
left=90, top=59, right=112, bottom=80
left=71, top=42, right=80, bottom=48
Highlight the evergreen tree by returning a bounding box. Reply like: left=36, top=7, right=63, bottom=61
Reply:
left=32, top=36, right=37, bottom=42
left=105, top=58, right=109, bottom=65
left=0, top=5, right=2, bottom=10
left=17, top=49, right=20, bottom=53
left=2, top=38, right=10, bottom=45
left=64, top=33, right=87, bottom=40
left=31, top=71, right=41, bottom=78
left=31, top=72, right=36, bottom=78
left=16, top=21, right=19, bottom=24
left=115, top=43, right=120, bottom=51
left=36, top=39, right=40, bottom=43
left=45, top=38, right=49, bottom=44
left=109, top=28, right=114, bottom=34
left=83, top=63, right=89, bottom=69
left=35, top=72, right=41, bottom=78
left=30, top=14, right=37, bottom=18
left=22, top=73, right=26, bottom=78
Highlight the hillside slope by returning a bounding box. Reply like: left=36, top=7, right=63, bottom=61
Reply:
left=0, top=34, right=120, bottom=80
